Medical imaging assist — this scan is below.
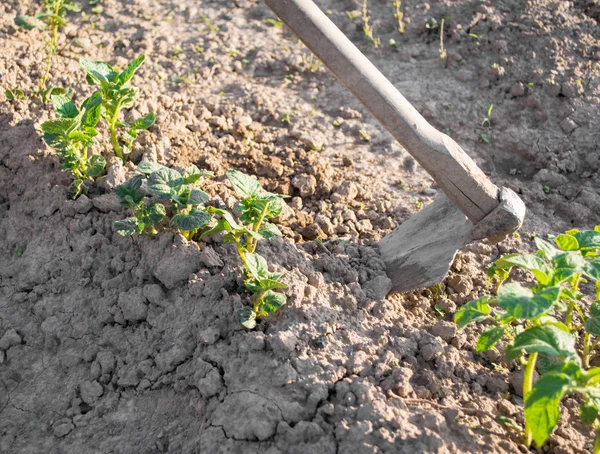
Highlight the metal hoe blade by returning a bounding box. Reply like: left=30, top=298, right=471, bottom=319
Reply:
left=379, top=197, right=472, bottom=293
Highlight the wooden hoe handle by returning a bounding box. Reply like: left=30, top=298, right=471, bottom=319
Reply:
left=262, top=0, right=500, bottom=223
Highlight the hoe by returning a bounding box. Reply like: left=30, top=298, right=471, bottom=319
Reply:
left=262, top=0, right=525, bottom=293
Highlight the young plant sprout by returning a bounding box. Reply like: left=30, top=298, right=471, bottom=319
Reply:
left=455, top=227, right=600, bottom=449
left=14, top=0, right=81, bottom=94
left=393, top=0, right=405, bottom=34
left=361, top=0, right=380, bottom=48
left=40, top=91, right=106, bottom=197
left=113, top=162, right=213, bottom=238
left=199, top=170, right=289, bottom=328
left=79, top=55, right=156, bottom=162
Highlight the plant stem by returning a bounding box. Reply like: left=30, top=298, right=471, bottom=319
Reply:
left=595, top=430, right=600, bottom=454
left=39, top=22, right=58, bottom=94
left=109, top=100, right=123, bottom=161
left=246, top=202, right=270, bottom=253
left=523, top=352, right=538, bottom=447
left=566, top=300, right=575, bottom=330
left=584, top=333, right=592, bottom=369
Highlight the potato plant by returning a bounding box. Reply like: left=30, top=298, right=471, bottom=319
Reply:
left=41, top=91, right=106, bottom=197
left=113, top=167, right=288, bottom=328
left=198, top=170, right=288, bottom=329
left=455, top=227, right=600, bottom=449
left=14, top=0, right=81, bottom=95
left=79, top=55, right=156, bottom=162
left=113, top=162, right=213, bottom=238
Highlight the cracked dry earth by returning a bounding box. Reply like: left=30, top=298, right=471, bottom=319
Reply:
left=1, top=0, right=600, bottom=453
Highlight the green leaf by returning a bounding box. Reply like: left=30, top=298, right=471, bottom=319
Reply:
left=535, top=237, right=559, bottom=259
left=536, top=353, right=566, bottom=375
left=476, top=327, right=505, bottom=353
left=188, top=188, right=209, bottom=205
left=114, top=174, right=144, bottom=206
left=63, top=1, right=82, bottom=12
left=51, top=93, right=78, bottom=118
left=113, top=218, right=143, bottom=236
left=585, top=317, right=600, bottom=336
left=454, top=297, right=492, bottom=328
left=591, top=301, right=600, bottom=318
left=498, top=284, right=561, bottom=320
left=138, top=161, right=165, bottom=175
left=227, top=170, right=261, bottom=198
left=118, top=87, right=137, bottom=109
left=494, top=254, right=552, bottom=285
left=81, top=92, right=103, bottom=127
left=554, top=234, right=579, bottom=251
left=170, top=208, right=211, bottom=231
left=79, top=58, right=117, bottom=84
left=574, top=231, right=600, bottom=251
left=41, top=118, right=75, bottom=134
left=507, top=325, right=577, bottom=362
left=552, top=252, right=586, bottom=284
left=148, top=167, right=184, bottom=199
left=130, top=112, right=155, bottom=130
left=259, top=290, right=287, bottom=315
left=584, top=260, right=600, bottom=282
left=245, top=252, right=269, bottom=280
left=580, top=399, right=599, bottom=425
left=14, top=15, right=46, bottom=30
left=118, top=54, right=146, bottom=87
left=525, top=373, right=571, bottom=447
left=205, top=207, right=241, bottom=230
left=262, top=278, right=288, bottom=291
left=183, top=164, right=214, bottom=184
left=142, top=202, right=166, bottom=226
left=238, top=307, right=257, bottom=329
left=86, top=154, right=106, bottom=177
left=258, top=222, right=282, bottom=238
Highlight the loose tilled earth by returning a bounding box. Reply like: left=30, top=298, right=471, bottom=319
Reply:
left=1, top=0, right=600, bottom=452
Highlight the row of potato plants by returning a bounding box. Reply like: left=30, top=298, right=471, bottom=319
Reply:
left=12, top=3, right=286, bottom=328
left=456, top=228, right=600, bottom=450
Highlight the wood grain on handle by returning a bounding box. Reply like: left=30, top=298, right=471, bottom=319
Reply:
left=262, top=0, right=499, bottom=223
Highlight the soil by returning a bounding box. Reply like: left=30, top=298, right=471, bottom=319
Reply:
left=1, top=0, right=599, bottom=453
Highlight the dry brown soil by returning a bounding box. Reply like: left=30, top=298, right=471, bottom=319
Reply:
left=1, top=0, right=600, bottom=453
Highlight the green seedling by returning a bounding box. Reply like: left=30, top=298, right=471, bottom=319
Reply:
left=480, top=133, right=489, bottom=143
left=393, top=0, right=405, bottom=34
left=361, top=0, right=380, bottom=48
left=79, top=55, right=156, bottom=162
left=455, top=227, right=600, bottom=449
left=199, top=170, right=288, bottom=329
left=346, top=10, right=360, bottom=21
left=359, top=129, right=371, bottom=142
left=113, top=162, right=213, bottom=238
left=482, top=103, right=493, bottom=127
left=14, top=247, right=23, bottom=257
left=41, top=91, right=106, bottom=197
left=14, top=0, right=81, bottom=94
left=439, top=18, right=447, bottom=60
left=280, top=111, right=295, bottom=125
left=301, top=53, right=322, bottom=72
left=389, top=38, right=398, bottom=50
left=425, top=17, right=438, bottom=31
left=264, top=17, right=283, bottom=28
left=434, top=305, right=445, bottom=317
left=202, top=15, right=219, bottom=32
left=4, top=86, right=27, bottom=101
